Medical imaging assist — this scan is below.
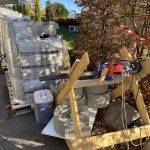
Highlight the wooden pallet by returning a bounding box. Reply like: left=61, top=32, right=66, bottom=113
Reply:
left=11, top=103, right=34, bottom=116
left=2, top=65, right=34, bottom=115
left=55, top=49, right=150, bottom=149
left=4, top=68, right=14, bottom=100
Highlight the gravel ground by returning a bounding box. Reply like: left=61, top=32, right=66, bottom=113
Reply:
left=0, top=112, right=68, bottom=150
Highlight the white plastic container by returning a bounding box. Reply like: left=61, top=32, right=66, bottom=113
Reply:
left=34, top=89, right=54, bottom=126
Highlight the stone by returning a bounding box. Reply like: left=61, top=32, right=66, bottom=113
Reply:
left=103, top=101, right=140, bottom=130
left=86, top=91, right=110, bottom=109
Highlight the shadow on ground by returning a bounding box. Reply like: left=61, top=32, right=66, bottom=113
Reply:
left=0, top=112, right=68, bottom=150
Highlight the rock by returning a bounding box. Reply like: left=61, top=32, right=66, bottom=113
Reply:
left=86, top=91, right=110, bottom=109
left=103, top=101, right=140, bottom=130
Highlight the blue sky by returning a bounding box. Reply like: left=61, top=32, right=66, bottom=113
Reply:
left=41, top=0, right=81, bottom=13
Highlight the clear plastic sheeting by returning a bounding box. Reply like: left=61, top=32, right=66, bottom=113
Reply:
left=12, top=20, right=59, bottom=42
left=47, top=37, right=64, bottom=49
left=0, top=7, right=23, bottom=20
left=25, top=94, right=34, bottom=103
left=23, top=79, right=45, bottom=93
left=0, top=7, right=69, bottom=104
left=21, top=68, right=52, bottom=79
left=19, top=54, right=42, bottom=67
left=32, top=21, right=59, bottom=37
left=17, top=39, right=63, bottom=53
left=13, top=20, right=34, bottom=42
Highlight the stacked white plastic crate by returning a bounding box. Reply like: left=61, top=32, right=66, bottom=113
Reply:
left=11, top=20, right=65, bottom=104
left=0, top=8, right=68, bottom=104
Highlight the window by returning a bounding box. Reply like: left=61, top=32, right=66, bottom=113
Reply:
left=69, top=26, right=79, bottom=32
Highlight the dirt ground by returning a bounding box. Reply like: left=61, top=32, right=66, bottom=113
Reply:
left=0, top=112, right=68, bottom=150
left=0, top=71, right=68, bottom=150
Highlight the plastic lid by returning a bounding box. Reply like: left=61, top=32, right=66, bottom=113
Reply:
left=34, top=89, right=53, bottom=104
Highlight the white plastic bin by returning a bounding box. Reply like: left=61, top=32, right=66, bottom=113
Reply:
left=34, top=89, right=54, bottom=126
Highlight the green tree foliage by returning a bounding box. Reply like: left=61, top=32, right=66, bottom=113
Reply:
left=26, top=4, right=31, bottom=17
left=21, top=4, right=31, bottom=17
left=22, top=4, right=27, bottom=15
left=35, top=0, right=42, bottom=22
left=45, top=2, right=68, bottom=20
left=45, top=0, right=53, bottom=20
left=54, top=3, right=68, bottom=19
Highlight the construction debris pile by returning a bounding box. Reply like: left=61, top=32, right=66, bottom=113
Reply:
left=0, top=7, right=150, bottom=150
left=45, top=49, right=150, bottom=150
left=0, top=7, right=69, bottom=105
left=52, top=85, right=111, bottom=139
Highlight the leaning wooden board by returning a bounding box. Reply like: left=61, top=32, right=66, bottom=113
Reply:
left=56, top=52, right=90, bottom=106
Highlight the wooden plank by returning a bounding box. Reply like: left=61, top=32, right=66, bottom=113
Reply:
left=119, top=46, right=133, bottom=61
left=62, top=50, right=70, bottom=68
left=110, top=78, right=131, bottom=100
left=99, top=68, right=109, bottom=84
left=56, top=52, right=90, bottom=106
left=131, top=77, right=150, bottom=125
left=75, top=75, right=122, bottom=88
left=69, top=87, right=82, bottom=138
left=75, top=79, right=100, bottom=88
left=66, top=140, right=87, bottom=150
left=69, top=60, right=80, bottom=77
left=11, top=103, right=32, bottom=110
left=72, top=125, right=150, bottom=149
